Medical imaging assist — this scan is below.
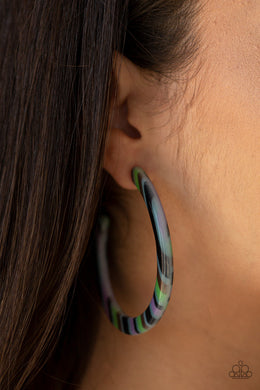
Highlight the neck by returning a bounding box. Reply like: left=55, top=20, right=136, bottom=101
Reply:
left=81, top=186, right=260, bottom=389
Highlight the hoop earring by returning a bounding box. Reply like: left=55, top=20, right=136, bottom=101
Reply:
left=95, top=166, right=174, bottom=335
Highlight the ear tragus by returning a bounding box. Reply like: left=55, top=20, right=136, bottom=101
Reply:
left=111, top=100, right=141, bottom=140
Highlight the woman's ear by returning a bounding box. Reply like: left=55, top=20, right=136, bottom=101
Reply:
left=103, top=53, right=143, bottom=190
left=103, top=53, right=175, bottom=191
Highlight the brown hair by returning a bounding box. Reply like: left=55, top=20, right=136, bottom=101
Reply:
left=0, top=1, right=200, bottom=388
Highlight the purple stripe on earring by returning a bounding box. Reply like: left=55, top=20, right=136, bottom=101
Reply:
left=150, top=296, right=163, bottom=318
left=128, top=317, right=138, bottom=335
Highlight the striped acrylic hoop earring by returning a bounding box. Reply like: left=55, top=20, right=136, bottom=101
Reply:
left=95, top=166, right=174, bottom=335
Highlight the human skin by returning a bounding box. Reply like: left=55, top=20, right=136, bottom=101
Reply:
left=80, top=0, right=260, bottom=389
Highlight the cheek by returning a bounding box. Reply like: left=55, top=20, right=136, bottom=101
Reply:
left=198, top=0, right=260, bottom=126
left=179, top=0, right=260, bottom=204
left=150, top=63, right=259, bottom=229
left=146, top=1, right=260, bottom=224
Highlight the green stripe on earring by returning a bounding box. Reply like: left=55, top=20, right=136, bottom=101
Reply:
left=132, top=167, right=141, bottom=192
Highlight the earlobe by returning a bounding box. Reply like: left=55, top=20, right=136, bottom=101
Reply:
left=103, top=125, right=139, bottom=191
